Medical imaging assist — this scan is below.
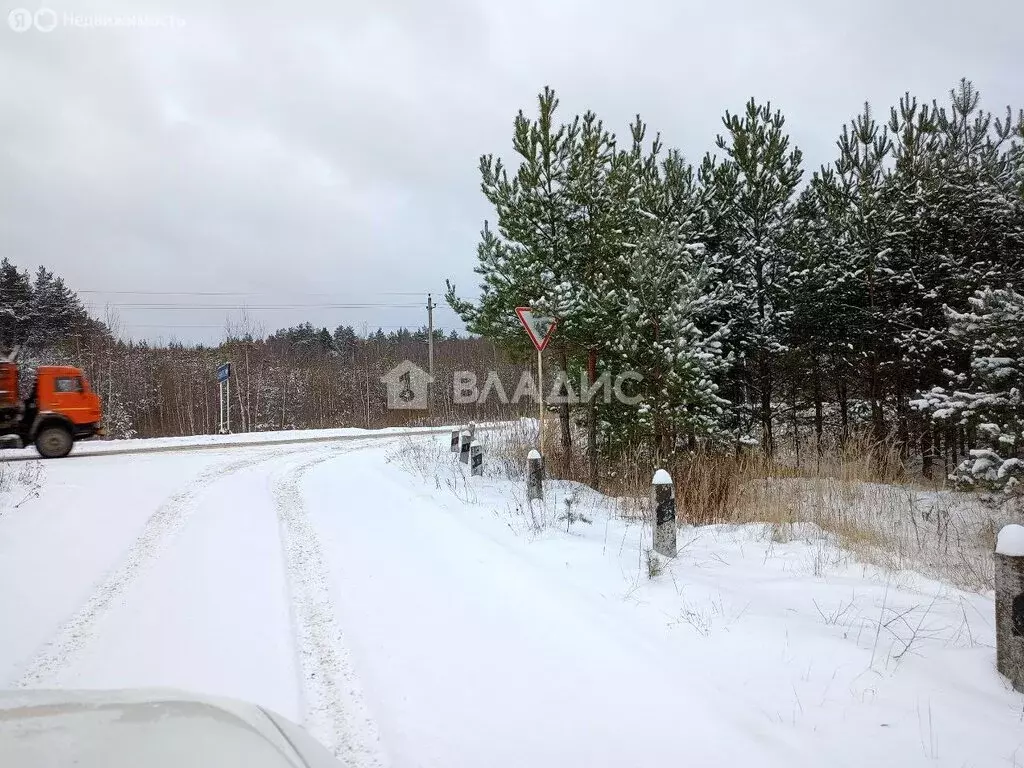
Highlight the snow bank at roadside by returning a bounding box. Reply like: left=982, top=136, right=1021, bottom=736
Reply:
left=382, top=433, right=1024, bottom=768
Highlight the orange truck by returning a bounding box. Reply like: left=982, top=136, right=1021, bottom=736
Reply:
left=0, top=348, right=104, bottom=458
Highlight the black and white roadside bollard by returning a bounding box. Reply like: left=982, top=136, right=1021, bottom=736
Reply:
left=651, top=469, right=677, bottom=558
left=996, top=524, right=1024, bottom=692
left=470, top=441, right=483, bottom=476
left=450, top=429, right=460, bottom=453
left=527, top=449, right=544, bottom=501
left=459, top=430, right=472, bottom=464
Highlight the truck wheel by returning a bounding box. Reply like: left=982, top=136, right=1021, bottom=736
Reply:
left=35, top=426, right=73, bottom=459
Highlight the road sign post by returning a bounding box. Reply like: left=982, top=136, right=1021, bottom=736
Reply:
left=537, top=348, right=543, bottom=454
left=515, top=308, right=557, bottom=458
left=217, top=362, right=232, bottom=434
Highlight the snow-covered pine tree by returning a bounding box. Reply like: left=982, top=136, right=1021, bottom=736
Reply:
left=1015, top=111, right=1024, bottom=201
left=786, top=172, right=853, bottom=449
left=551, top=109, right=619, bottom=474
left=835, top=99, right=906, bottom=444
left=885, top=83, right=1024, bottom=459
left=703, top=100, right=803, bottom=455
left=447, top=87, right=583, bottom=350
left=561, top=110, right=621, bottom=351
left=911, top=285, right=1023, bottom=496
left=604, top=129, right=731, bottom=459
left=0, top=259, right=33, bottom=350
left=697, top=152, right=744, bottom=434
left=332, top=325, right=360, bottom=357
left=446, top=88, right=629, bottom=460
left=29, top=266, right=90, bottom=348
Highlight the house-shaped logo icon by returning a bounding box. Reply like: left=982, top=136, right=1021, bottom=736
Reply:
left=380, top=360, right=433, bottom=410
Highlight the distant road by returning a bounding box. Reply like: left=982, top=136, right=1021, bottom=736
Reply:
left=0, top=422, right=501, bottom=461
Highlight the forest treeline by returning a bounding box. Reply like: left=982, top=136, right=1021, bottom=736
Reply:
left=0, top=258, right=526, bottom=438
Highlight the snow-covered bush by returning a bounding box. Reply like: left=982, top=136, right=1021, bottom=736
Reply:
left=100, top=393, right=136, bottom=439
left=948, top=448, right=1023, bottom=497
left=912, top=285, right=1023, bottom=494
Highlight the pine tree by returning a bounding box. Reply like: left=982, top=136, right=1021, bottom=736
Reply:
left=839, top=99, right=905, bottom=444
left=447, top=87, right=583, bottom=350
left=607, top=139, right=731, bottom=457
left=704, top=100, right=803, bottom=455
left=332, top=325, right=360, bottom=356
left=912, top=285, right=1023, bottom=495
left=0, top=259, right=33, bottom=350
left=787, top=173, right=852, bottom=449
left=1014, top=112, right=1024, bottom=201
left=29, top=266, right=89, bottom=347
left=446, top=88, right=621, bottom=459
left=884, top=83, right=1024, bottom=457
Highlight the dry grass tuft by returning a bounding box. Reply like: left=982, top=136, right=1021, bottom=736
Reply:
left=0, top=460, right=43, bottom=519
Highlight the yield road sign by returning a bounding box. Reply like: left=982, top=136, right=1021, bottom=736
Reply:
left=515, top=307, right=557, bottom=351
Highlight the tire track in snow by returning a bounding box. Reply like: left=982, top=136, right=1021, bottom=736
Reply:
left=14, top=447, right=310, bottom=688
left=273, top=450, right=389, bottom=768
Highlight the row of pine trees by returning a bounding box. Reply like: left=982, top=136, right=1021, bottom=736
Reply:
left=0, top=258, right=98, bottom=349
left=448, top=80, right=1024, bottom=486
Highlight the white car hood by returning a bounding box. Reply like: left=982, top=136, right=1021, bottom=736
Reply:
left=0, top=688, right=341, bottom=768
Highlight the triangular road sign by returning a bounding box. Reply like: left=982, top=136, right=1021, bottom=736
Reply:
left=515, top=307, right=557, bottom=351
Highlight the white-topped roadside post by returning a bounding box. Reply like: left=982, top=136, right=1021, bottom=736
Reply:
left=459, top=430, right=472, bottom=464
left=527, top=449, right=544, bottom=501
left=470, top=441, right=483, bottom=476
left=995, top=524, right=1024, bottom=692
left=450, top=429, right=460, bottom=453
left=651, top=469, right=676, bottom=558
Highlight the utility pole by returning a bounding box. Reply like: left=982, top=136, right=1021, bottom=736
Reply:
left=426, top=293, right=435, bottom=409
left=363, top=321, right=370, bottom=428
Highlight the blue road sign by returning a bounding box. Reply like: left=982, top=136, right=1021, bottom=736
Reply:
left=217, top=363, right=231, bottom=382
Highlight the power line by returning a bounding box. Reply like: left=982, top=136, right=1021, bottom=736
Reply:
left=75, top=290, right=434, bottom=297
left=121, top=323, right=453, bottom=330
left=120, top=324, right=231, bottom=329
left=0, top=290, right=451, bottom=301
left=0, top=287, right=437, bottom=296
left=82, top=302, right=428, bottom=310
left=79, top=303, right=461, bottom=315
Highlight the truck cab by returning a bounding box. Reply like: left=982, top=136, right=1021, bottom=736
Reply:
left=0, top=361, right=104, bottom=458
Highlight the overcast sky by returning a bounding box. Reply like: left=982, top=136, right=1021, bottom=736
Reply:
left=1, top=0, right=1020, bottom=343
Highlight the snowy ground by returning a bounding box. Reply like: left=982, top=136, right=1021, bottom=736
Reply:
left=1, top=428, right=1021, bottom=767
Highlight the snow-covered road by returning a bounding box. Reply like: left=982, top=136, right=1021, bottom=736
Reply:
left=2, top=430, right=1021, bottom=768
left=2, top=441, right=391, bottom=765
left=301, top=446, right=808, bottom=768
